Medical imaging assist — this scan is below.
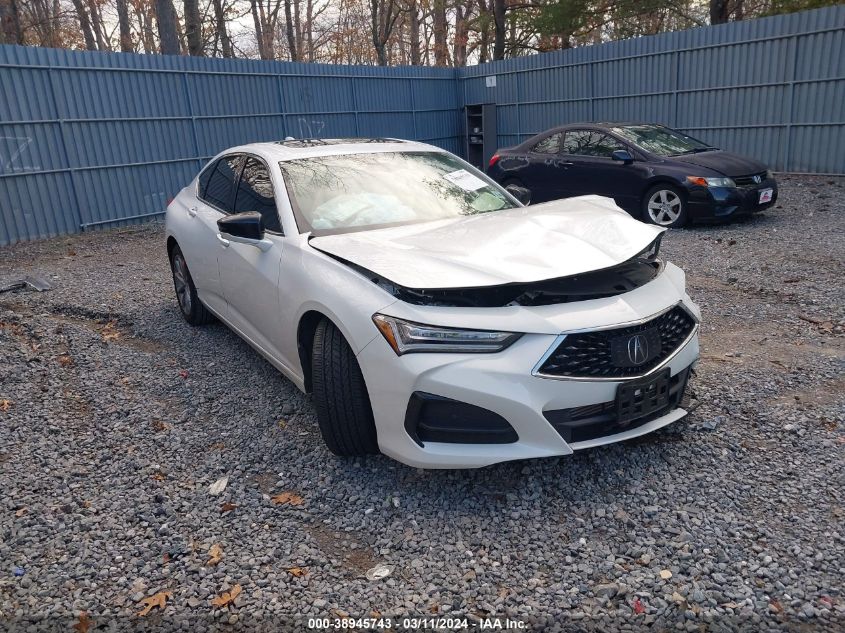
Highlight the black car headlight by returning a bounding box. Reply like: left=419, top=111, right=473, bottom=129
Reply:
left=372, top=314, right=521, bottom=355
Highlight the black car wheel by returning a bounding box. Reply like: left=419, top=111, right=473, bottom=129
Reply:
left=643, top=184, right=688, bottom=228
left=169, top=245, right=215, bottom=326
left=311, top=318, right=379, bottom=457
left=502, top=178, right=531, bottom=205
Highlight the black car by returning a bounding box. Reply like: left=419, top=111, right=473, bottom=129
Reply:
left=487, top=122, right=778, bottom=227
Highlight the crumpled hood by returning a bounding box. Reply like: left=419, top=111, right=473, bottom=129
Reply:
left=309, top=196, right=664, bottom=289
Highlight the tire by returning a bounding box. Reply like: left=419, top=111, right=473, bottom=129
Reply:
left=502, top=178, right=532, bottom=205
left=642, top=184, right=688, bottom=228
left=169, top=245, right=215, bottom=326
left=311, top=319, right=379, bottom=456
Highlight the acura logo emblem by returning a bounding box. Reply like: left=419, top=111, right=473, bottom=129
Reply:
left=627, top=334, right=649, bottom=365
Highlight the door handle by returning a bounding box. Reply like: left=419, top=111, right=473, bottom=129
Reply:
left=187, top=206, right=197, bottom=218
left=559, top=161, right=574, bottom=167
left=216, top=233, right=230, bottom=248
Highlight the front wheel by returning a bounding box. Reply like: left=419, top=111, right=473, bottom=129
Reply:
left=642, top=185, right=688, bottom=228
left=311, top=319, right=379, bottom=456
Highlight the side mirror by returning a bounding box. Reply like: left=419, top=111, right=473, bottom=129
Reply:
left=217, top=212, right=272, bottom=251
left=612, top=150, right=634, bottom=165
left=506, top=185, right=532, bottom=206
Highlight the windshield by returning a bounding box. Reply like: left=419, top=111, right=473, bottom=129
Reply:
left=611, top=125, right=715, bottom=157
left=279, top=151, right=517, bottom=235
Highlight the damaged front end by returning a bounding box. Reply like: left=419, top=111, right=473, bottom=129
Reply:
left=340, top=235, right=664, bottom=308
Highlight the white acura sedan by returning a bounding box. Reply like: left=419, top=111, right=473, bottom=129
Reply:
left=165, top=139, right=700, bottom=468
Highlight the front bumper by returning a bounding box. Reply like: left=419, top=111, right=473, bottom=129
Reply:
left=356, top=270, right=700, bottom=469
left=687, top=178, right=778, bottom=222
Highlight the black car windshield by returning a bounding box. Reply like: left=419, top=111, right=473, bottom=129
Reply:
left=611, top=125, right=715, bottom=157
left=279, top=151, right=516, bottom=235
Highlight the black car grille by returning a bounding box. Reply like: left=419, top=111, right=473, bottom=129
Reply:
left=543, top=367, right=692, bottom=443
left=537, top=305, right=697, bottom=379
left=733, top=172, right=767, bottom=187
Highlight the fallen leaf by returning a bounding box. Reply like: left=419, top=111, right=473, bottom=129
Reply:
left=332, top=609, right=349, bottom=618
left=209, top=476, right=229, bottom=496
left=428, top=602, right=439, bottom=614
left=151, top=420, right=170, bottom=432
left=365, top=564, right=392, bottom=580
left=207, top=543, right=223, bottom=566
left=271, top=491, right=304, bottom=506
left=58, top=355, right=74, bottom=367
left=73, top=612, right=92, bottom=633
left=210, top=584, right=241, bottom=608
left=632, top=597, right=645, bottom=615
left=220, top=502, right=238, bottom=514
left=0, top=399, right=12, bottom=412
left=659, top=569, right=672, bottom=580
left=162, top=553, right=170, bottom=564
left=15, top=507, right=27, bottom=517
left=82, top=500, right=92, bottom=508
left=278, top=419, right=287, bottom=429
left=370, top=610, right=382, bottom=618
left=138, top=590, right=172, bottom=616
left=179, top=369, right=189, bottom=379
left=287, top=566, right=308, bottom=577
left=770, top=599, right=783, bottom=613
left=152, top=471, right=166, bottom=482
left=101, top=321, right=120, bottom=342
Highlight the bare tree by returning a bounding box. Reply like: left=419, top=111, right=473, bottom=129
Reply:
left=709, top=0, right=729, bottom=24
left=116, top=0, right=133, bottom=51
left=155, top=0, right=181, bottom=53
left=184, top=0, right=202, bottom=54
left=492, top=0, right=504, bottom=59
left=70, top=0, right=97, bottom=49
left=211, top=0, right=232, bottom=57
left=370, top=0, right=400, bottom=65
left=0, top=0, right=24, bottom=44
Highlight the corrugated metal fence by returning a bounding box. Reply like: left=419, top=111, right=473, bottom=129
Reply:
left=460, top=5, right=844, bottom=175
left=1, top=5, right=842, bottom=245
left=0, top=51, right=460, bottom=245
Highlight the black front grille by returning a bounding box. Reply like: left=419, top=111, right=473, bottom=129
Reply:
left=734, top=172, right=767, bottom=187
left=543, top=367, right=692, bottom=443
left=537, top=305, right=696, bottom=378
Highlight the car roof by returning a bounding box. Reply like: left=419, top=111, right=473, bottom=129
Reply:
left=216, top=138, right=443, bottom=163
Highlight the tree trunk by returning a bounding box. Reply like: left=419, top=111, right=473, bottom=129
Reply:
left=433, top=0, right=447, bottom=66
left=293, top=0, right=302, bottom=59
left=0, top=0, right=24, bottom=45
left=306, top=0, right=313, bottom=62
left=709, top=0, right=729, bottom=24
left=71, top=0, right=97, bottom=50
left=284, top=0, right=297, bottom=60
left=116, top=0, right=132, bottom=51
left=409, top=0, right=419, bottom=65
left=184, top=0, right=203, bottom=55
left=453, top=3, right=470, bottom=67
left=88, top=0, right=107, bottom=50
left=492, top=0, right=505, bottom=60
left=211, top=0, right=232, bottom=57
left=156, top=0, right=181, bottom=54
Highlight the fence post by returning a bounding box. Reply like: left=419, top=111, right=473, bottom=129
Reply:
left=409, top=77, right=418, bottom=140
left=783, top=35, right=799, bottom=172
left=277, top=71, right=290, bottom=139
left=46, top=67, right=85, bottom=231
left=349, top=77, right=360, bottom=136
left=181, top=72, right=202, bottom=170
left=673, top=50, right=681, bottom=127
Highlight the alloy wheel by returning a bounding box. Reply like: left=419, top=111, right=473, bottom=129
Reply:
left=647, top=189, right=682, bottom=226
left=172, top=253, right=192, bottom=314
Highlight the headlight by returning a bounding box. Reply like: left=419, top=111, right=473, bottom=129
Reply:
left=686, top=176, right=736, bottom=188
left=372, top=314, right=521, bottom=355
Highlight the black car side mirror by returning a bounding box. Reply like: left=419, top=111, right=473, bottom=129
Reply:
left=217, top=212, right=272, bottom=251
left=506, top=185, right=532, bottom=206
left=612, top=150, right=634, bottom=165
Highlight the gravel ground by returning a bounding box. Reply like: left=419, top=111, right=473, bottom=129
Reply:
left=1, top=175, right=843, bottom=632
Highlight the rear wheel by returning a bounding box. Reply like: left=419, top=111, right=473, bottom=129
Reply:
left=311, top=319, right=379, bottom=456
left=642, top=184, right=688, bottom=228
left=502, top=178, right=531, bottom=205
left=169, top=245, right=215, bottom=326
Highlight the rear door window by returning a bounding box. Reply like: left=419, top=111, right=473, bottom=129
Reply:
left=563, top=130, right=625, bottom=158
left=201, top=155, right=242, bottom=212
left=532, top=133, right=562, bottom=154
left=234, top=157, right=282, bottom=233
